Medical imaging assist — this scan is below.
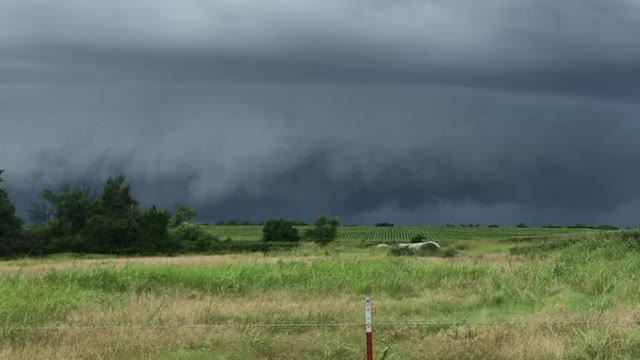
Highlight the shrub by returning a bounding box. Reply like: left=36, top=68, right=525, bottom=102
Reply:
left=410, top=234, right=426, bottom=243
left=517, top=222, right=529, bottom=228
left=170, top=223, right=218, bottom=252
left=263, top=218, right=301, bottom=242
left=305, top=215, right=339, bottom=245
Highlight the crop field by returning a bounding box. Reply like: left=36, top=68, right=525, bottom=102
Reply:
left=2, top=230, right=640, bottom=359
left=204, top=225, right=593, bottom=243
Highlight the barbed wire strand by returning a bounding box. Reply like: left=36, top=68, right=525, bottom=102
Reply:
left=3, top=320, right=639, bottom=331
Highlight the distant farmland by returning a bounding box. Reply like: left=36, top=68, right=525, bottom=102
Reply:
left=203, top=225, right=594, bottom=243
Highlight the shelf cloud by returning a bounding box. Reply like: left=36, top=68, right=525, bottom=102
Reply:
left=1, top=0, right=639, bottom=225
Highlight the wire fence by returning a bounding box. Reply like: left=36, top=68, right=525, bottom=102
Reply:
left=4, top=319, right=640, bottom=331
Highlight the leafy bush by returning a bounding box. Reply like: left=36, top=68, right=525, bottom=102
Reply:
left=263, top=218, right=301, bottom=242
left=517, top=222, right=529, bottom=228
left=305, top=215, right=339, bottom=245
left=170, top=223, right=218, bottom=252
left=410, top=234, right=426, bottom=243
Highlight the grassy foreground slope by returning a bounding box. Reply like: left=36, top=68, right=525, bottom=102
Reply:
left=203, top=225, right=592, bottom=242
left=1, top=230, right=640, bottom=359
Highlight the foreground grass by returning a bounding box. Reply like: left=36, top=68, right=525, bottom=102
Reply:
left=2, top=231, right=640, bottom=359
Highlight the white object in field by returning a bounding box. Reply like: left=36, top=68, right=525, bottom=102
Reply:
left=375, top=244, right=391, bottom=248
left=397, top=241, right=441, bottom=250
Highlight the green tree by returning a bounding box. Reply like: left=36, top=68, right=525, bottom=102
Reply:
left=174, top=205, right=197, bottom=226
left=84, top=206, right=177, bottom=255
left=42, top=187, right=100, bottom=235
left=375, top=222, right=394, bottom=227
left=137, top=206, right=178, bottom=253
left=28, top=197, right=55, bottom=224
left=101, top=176, right=139, bottom=218
left=305, top=215, right=340, bottom=245
left=83, top=214, right=140, bottom=253
left=39, top=176, right=177, bottom=255
left=0, top=170, right=24, bottom=257
left=263, top=218, right=300, bottom=242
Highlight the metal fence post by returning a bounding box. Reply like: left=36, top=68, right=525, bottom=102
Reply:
left=365, top=296, right=373, bottom=360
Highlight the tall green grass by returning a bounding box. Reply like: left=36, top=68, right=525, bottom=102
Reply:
left=39, top=259, right=494, bottom=297
left=3, top=231, right=640, bottom=357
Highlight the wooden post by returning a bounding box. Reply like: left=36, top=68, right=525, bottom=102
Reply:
left=365, top=296, right=373, bottom=360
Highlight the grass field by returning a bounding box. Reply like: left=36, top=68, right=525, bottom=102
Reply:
left=2, top=228, right=640, bottom=359
left=203, top=225, right=594, bottom=243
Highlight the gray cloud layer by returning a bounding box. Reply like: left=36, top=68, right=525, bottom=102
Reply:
left=1, top=1, right=639, bottom=225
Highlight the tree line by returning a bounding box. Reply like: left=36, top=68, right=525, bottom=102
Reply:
left=0, top=170, right=339, bottom=257
left=2, top=169, right=622, bottom=258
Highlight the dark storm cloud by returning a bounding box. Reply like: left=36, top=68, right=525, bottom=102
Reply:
left=2, top=1, right=640, bottom=90
left=1, top=0, right=640, bottom=225
left=4, top=44, right=640, bottom=101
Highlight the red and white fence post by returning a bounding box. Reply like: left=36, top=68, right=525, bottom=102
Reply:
left=365, top=296, right=374, bottom=360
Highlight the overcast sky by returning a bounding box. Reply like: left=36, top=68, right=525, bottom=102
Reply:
left=1, top=1, right=640, bottom=226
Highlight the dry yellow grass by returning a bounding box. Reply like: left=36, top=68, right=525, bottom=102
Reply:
left=3, top=288, right=639, bottom=360
left=0, top=251, right=526, bottom=277
left=4, top=236, right=640, bottom=360
left=0, top=254, right=329, bottom=275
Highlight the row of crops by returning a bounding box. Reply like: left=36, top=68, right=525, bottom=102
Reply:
left=203, top=225, right=593, bottom=243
